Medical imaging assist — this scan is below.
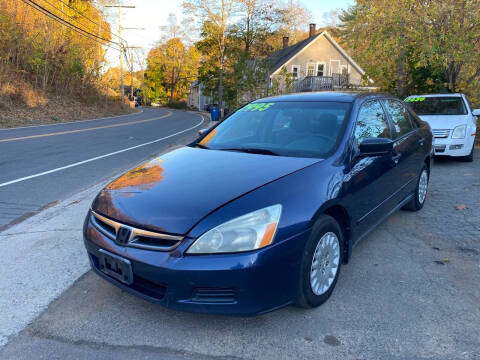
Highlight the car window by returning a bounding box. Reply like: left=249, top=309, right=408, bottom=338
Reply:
left=405, top=96, right=467, bottom=115
left=197, top=101, right=352, bottom=158
left=353, top=100, right=390, bottom=148
left=384, top=100, right=413, bottom=137
left=406, top=108, right=419, bottom=128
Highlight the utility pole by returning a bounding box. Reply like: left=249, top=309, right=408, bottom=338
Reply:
left=105, top=2, right=135, bottom=108
left=125, top=46, right=142, bottom=100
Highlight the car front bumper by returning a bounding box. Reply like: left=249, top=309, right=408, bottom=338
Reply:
left=83, top=213, right=309, bottom=316
left=433, top=135, right=475, bottom=157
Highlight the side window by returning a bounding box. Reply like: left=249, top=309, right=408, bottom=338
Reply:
left=291, top=65, right=299, bottom=78
left=384, top=100, right=413, bottom=137
left=316, top=63, right=325, bottom=77
left=354, top=100, right=391, bottom=147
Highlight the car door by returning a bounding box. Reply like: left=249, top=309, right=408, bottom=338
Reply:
left=383, top=99, right=423, bottom=201
left=344, top=100, right=398, bottom=241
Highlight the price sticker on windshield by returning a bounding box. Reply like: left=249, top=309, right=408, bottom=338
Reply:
left=405, top=97, right=426, bottom=102
left=240, top=103, right=275, bottom=112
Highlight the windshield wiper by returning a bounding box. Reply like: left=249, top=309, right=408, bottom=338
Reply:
left=219, top=147, right=280, bottom=156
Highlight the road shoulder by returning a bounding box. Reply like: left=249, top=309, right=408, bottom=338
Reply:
left=0, top=116, right=210, bottom=349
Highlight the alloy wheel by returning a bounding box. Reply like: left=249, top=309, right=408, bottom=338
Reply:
left=310, top=232, right=340, bottom=296
left=418, top=169, right=428, bottom=204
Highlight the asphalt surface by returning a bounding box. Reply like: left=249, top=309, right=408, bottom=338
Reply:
left=0, top=108, right=207, bottom=229
left=1, top=150, right=479, bottom=360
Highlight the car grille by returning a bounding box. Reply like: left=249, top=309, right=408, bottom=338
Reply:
left=90, top=210, right=183, bottom=251
left=191, top=288, right=237, bottom=303
left=434, top=144, right=446, bottom=153
left=432, top=129, right=450, bottom=138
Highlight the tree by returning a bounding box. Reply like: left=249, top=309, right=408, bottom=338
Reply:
left=340, top=0, right=480, bottom=97
left=143, top=47, right=168, bottom=104
left=414, top=0, right=480, bottom=92
left=162, top=38, right=200, bottom=102
left=143, top=38, right=199, bottom=103
left=183, top=0, right=239, bottom=114
left=275, top=0, right=312, bottom=43
left=0, top=0, right=115, bottom=104
left=159, top=13, right=195, bottom=45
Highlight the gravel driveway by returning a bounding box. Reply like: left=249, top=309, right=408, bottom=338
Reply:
left=1, top=150, right=479, bottom=360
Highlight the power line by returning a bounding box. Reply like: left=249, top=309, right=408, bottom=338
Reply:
left=28, top=0, right=118, bottom=45
left=55, top=0, right=124, bottom=43
left=39, top=0, right=122, bottom=43
left=21, top=0, right=121, bottom=51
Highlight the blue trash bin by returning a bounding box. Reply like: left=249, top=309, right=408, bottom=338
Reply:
left=210, top=107, right=220, bottom=121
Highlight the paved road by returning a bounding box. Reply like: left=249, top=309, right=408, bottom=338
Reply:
left=0, top=108, right=207, bottom=229
left=1, top=151, right=479, bottom=360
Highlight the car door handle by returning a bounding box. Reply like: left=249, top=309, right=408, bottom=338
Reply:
left=392, top=153, right=401, bottom=164
left=418, top=137, right=425, bottom=145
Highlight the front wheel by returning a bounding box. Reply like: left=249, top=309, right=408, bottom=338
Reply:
left=403, top=165, right=429, bottom=211
left=296, top=215, right=344, bottom=308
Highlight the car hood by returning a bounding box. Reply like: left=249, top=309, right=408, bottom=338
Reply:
left=418, top=115, right=471, bottom=129
left=92, top=146, right=320, bottom=235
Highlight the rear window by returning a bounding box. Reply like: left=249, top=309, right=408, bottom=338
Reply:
left=405, top=96, right=467, bottom=116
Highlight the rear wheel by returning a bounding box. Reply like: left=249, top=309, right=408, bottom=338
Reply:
left=296, top=215, right=344, bottom=308
left=403, top=165, right=429, bottom=211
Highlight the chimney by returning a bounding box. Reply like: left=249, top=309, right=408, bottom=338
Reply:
left=282, top=36, right=289, bottom=49
left=309, top=23, right=316, bottom=38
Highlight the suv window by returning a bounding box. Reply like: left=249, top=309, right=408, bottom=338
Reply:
left=406, top=96, right=467, bottom=116
left=354, top=100, right=391, bottom=147
left=384, top=100, right=413, bottom=137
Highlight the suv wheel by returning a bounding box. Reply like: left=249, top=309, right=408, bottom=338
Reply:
left=296, top=215, right=344, bottom=308
left=403, top=165, right=429, bottom=211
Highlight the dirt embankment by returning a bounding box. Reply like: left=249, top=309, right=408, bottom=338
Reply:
left=0, top=77, right=135, bottom=128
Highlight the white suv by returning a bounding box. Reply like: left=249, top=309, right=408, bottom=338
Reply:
left=405, top=93, right=479, bottom=162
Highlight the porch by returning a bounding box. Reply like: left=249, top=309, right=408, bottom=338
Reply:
left=294, top=74, right=350, bottom=92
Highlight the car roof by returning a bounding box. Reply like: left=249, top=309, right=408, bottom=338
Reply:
left=253, top=91, right=392, bottom=103
left=406, top=93, right=464, bottom=98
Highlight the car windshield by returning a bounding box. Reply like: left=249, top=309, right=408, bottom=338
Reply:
left=406, top=96, right=467, bottom=116
left=196, top=101, right=352, bottom=158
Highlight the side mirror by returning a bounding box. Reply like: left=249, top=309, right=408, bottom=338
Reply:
left=359, top=138, right=393, bottom=156
left=198, top=129, right=208, bottom=136
left=472, top=109, right=480, bottom=117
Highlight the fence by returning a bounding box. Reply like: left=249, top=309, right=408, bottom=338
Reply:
left=294, top=74, right=350, bottom=92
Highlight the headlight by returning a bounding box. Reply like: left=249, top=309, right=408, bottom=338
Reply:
left=452, top=125, right=467, bottom=139
left=187, top=205, right=282, bottom=254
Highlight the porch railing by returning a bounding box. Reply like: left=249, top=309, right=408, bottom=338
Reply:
left=294, top=74, right=349, bottom=92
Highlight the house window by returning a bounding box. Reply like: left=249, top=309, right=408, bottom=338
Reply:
left=316, top=63, right=325, bottom=77
left=330, top=60, right=341, bottom=75
left=306, top=63, right=315, bottom=77
left=291, top=65, right=300, bottom=78
left=341, top=65, right=349, bottom=75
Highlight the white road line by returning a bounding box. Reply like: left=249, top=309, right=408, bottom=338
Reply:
left=0, top=109, right=145, bottom=131
left=0, top=114, right=205, bottom=188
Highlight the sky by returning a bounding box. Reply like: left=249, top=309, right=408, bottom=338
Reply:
left=105, top=0, right=354, bottom=67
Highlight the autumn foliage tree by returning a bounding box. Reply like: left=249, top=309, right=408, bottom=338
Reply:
left=142, top=38, right=199, bottom=104
left=340, top=0, right=480, bottom=99
left=0, top=0, right=114, bottom=102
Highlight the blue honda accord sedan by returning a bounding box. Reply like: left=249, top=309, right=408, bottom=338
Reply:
left=83, top=92, right=433, bottom=315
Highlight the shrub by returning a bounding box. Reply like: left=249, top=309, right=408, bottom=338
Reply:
left=166, top=101, right=187, bottom=109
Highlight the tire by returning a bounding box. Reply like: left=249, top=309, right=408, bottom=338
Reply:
left=403, top=165, right=429, bottom=211
left=296, top=215, right=344, bottom=309
left=461, top=146, right=474, bottom=162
